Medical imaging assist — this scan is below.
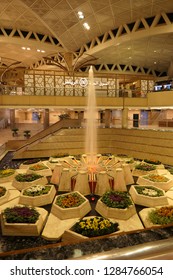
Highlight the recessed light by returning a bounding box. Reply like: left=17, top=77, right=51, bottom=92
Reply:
left=83, top=22, right=90, bottom=30
left=154, top=61, right=157, bottom=64
left=78, top=11, right=84, bottom=19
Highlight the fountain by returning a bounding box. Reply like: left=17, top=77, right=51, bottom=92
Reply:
left=85, top=66, right=97, bottom=166
left=51, top=66, right=133, bottom=196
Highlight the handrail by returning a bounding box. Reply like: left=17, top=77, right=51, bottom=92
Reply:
left=13, top=119, right=81, bottom=157
left=72, top=237, right=173, bottom=260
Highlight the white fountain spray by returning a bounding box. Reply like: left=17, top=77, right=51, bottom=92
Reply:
left=85, top=66, right=98, bottom=167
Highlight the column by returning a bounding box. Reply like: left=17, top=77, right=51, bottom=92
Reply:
left=105, top=109, right=111, bottom=128
left=9, top=109, right=15, bottom=128
left=122, top=108, right=128, bottom=128
left=44, top=108, right=49, bottom=129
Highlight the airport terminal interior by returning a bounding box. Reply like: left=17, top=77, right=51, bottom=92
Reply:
left=1, top=0, right=173, bottom=260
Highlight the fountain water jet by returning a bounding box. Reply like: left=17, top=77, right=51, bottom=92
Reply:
left=85, top=66, right=98, bottom=167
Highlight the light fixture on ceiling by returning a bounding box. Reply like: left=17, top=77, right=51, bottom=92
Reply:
left=154, top=61, right=157, bottom=64
left=83, top=22, right=90, bottom=30
left=21, top=47, right=31, bottom=50
left=37, top=49, right=45, bottom=53
left=78, top=11, right=84, bottom=19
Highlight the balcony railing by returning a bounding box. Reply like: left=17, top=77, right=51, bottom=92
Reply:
left=0, top=85, right=150, bottom=98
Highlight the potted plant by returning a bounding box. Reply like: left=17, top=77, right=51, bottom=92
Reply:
left=23, top=130, right=31, bottom=139
left=95, top=190, right=136, bottom=220
left=129, top=185, right=168, bottom=207
left=51, top=191, right=91, bottom=220
left=62, top=216, right=119, bottom=242
left=137, top=173, right=173, bottom=191
left=0, top=186, right=10, bottom=205
left=0, top=169, right=16, bottom=183
left=1, top=205, right=48, bottom=236
left=27, top=162, right=52, bottom=177
left=11, top=128, right=19, bottom=137
left=19, top=184, right=56, bottom=206
left=12, top=172, right=48, bottom=190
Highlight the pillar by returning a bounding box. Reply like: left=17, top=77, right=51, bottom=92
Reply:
left=44, top=108, right=49, bottom=129
left=122, top=108, right=128, bottom=129
left=9, top=109, right=15, bottom=128
left=105, top=109, right=111, bottom=128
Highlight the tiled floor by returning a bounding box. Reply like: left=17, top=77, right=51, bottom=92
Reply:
left=0, top=123, right=43, bottom=146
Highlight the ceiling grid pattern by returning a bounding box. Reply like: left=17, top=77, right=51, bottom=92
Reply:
left=0, top=0, right=173, bottom=76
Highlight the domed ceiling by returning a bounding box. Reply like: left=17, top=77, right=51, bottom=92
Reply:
left=0, top=0, right=173, bottom=76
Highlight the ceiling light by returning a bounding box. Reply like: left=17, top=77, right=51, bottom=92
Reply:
left=41, top=50, right=45, bottom=53
left=83, top=22, right=90, bottom=30
left=37, top=49, right=41, bottom=52
left=154, top=61, right=157, bottom=64
left=78, top=11, right=84, bottom=19
left=127, top=47, right=131, bottom=50
left=21, top=47, right=31, bottom=51
left=129, top=56, right=132, bottom=59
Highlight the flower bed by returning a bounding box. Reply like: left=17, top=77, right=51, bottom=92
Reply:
left=137, top=173, right=173, bottom=191
left=63, top=216, right=120, bottom=242
left=129, top=185, right=168, bottom=207
left=148, top=206, right=173, bottom=225
left=0, top=169, right=16, bottom=183
left=132, top=163, right=156, bottom=176
left=12, top=173, right=48, bottom=190
left=27, top=163, right=52, bottom=177
left=1, top=205, right=47, bottom=236
left=19, top=159, right=41, bottom=169
left=95, top=190, right=136, bottom=220
left=19, top=184, right=56, bottom=206
left=143, top=159, right=164, bottom=169
left=0, top=186, right=10, bottom=205
left=51, top=191, right=91, bottom=220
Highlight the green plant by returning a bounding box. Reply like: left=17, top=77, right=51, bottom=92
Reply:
left=56, top=192, right=85, bottom=208
left=29, top=163, right=49, bottom=171
left=148, top=206, right=173, bottom=225
left=23, top=159, right=40, bottom=165
left=144, top=159, right=161, bottom=165
left=134, top=186, right=164, bottom=197
left=144, top=174, right=169, bottom=182
left=0, top=186, right=6, bottom=197
left=135, top=163, right=156, bottom=171
left=51, top=153, right=69, bottom=158
left=73, top=216, right=119, bottom=237
left=15, top=173, right=43, bottom=182
left=3, top=206, right=40, bottom=224
left=101, top=190, right=133, bottom=209
left=23, top=185, right=51, bottom=197
left=0, top=169, right=15, bottom=178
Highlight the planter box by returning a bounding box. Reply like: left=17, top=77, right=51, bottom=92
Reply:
left=0, top=172, right=16, bottom=183
left=19, top=185, right=56, bottom=207
left=139, top=207, right=162, bottom=228
left=62, top=216, right=121, bottom=243
left=129, top=185, right=168, bottom=207
left=51, top=191, right=91, bottom=220
left=137, top=174, right=173, bottom=191
left=27, top=164, right=52, bottom=177
left=0, top=188, right=10, bottom=206
left=12, top=176, right=48, bottom=191
left=95, top=198, right=136, bottom=220
left=1, top=207, right=48, bottom=236
left=19, top=160, right=42, bottom=169
left=132, top=169, right=157, bottom=177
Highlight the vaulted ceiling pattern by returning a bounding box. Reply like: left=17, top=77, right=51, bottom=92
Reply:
left=0, top=0, right=173, bottom=77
